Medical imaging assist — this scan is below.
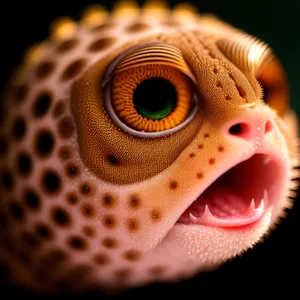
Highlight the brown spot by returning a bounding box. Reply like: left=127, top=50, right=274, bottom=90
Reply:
left=90, top=23, right=115, bottom=32
left=93, top=253, right=110, bottom=265
left=169, top=181, right=178, bottom=190
left=237, top=86, right=246, bottom=98
left=21, top=231, right=39, bottom=248
left=126, top=22, right=151, bottom=33
left=35, top=223, right=53, bottom=240
left=197, top=172, right=204, bottom=179
left=58, top=116, right=74, bottom=139
left=218, top=146, right=224, bottom=152
left=123, top=250, right=141, bottom=262
left=226, top=95, right=232, bottom=100
left=42, top=169, right=61, bottom=194
left=16, top=152, right=32, bottom=176
left=66, top=192, right=78, bottom=205
left=56, top=38, right=78, bottom=53
left=198, top=144, right=203, bottom=149
left=53, top=100, right=66, bottom=118
left=40, top=249, right=68, bottom=268
left=0, top=136, right=9, bottom=155
left=88, top=37, right=117, bottom=52
left=213, top=66, right=218, bottom=74
left=126, top=218, right=139, bottom=232
left=151, top=209, right=162, bottom=222
left=65, top=163, right=79, bottom=178
left=12, top=116, right=26, bottom=140
left=209, top=158, right=215, bottom=165
left=81, top=203, right=95, bottom=218
left=102, top=237, right=118, bottom=249
left=35, top=61, right=55, bottom=80
left=114, top=268, right=132, bottom=279
left=35, top=129, right=55, bottom=157
left=216, top=81, right=222, bottom=88
left=148, top=265, right=167, bottom=275
left=61, top=59, right=86, bottom=81
left=24, top=188, right=41, bottom=210
left=51, top=206, right=71, bottom=227
left=102, top=194, right=116, bottom=208
left=189, top=153, right=195, bottom=158
left=67, top=235, right=87, bottom=251
left=9, top=201, right=25, bottom=221
left=13, top=83, right=29, bottom=102
left=80, top=183, right=93, bottom=196
left=32, top=91, right=52, bottom=118
left=204, top=133, right=209, bottom=138
left=107, top=154, right=120, bottom=166
left=82, top=226, right=96, bottom=237
left=129, top=194, right=141, bottom=209
left=1, top=169, right=14, bottom=190
left=59, top=146, right=73, bottom=160
left=103, top=215, right=116, bottom=229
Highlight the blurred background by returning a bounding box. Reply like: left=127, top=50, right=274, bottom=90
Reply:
left=0, top=0, right=299, bottom=297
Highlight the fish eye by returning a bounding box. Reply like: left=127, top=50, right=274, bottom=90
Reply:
left=102, top=43, right=199, bottom=138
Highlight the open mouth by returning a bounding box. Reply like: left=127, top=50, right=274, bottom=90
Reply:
left=177, top=154, right=282, bottom=228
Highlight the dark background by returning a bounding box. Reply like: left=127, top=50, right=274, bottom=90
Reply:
left=1, top=0, right=299, bottom=298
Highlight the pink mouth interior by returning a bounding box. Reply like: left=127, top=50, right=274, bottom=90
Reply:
left=177, top=154, right=281, bottom=227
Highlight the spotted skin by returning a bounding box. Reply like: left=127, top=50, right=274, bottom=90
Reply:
left=0, top=0, right=299, bottom=295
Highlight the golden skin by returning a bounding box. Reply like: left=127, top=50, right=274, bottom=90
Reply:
left=0, top=0, right=299, bottom=295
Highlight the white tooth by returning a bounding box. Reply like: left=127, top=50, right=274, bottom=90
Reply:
left=263, top=189, right=269, bottom=206
left=257, top=199, right=265, bottom=212
left=202, top=205, right=216, bottom=219
left=189, top=213, right=198, bottom=221
left=245, top=199, right=256, bottom=213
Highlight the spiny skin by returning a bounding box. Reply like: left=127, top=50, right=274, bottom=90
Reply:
left=0, top=0, right=299, bottom=295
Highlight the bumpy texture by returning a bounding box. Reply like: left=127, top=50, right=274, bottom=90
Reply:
left=0, top=0, right=299, bottom=296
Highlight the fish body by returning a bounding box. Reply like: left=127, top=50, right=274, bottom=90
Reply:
left=0, top=0, right=299, bottom=295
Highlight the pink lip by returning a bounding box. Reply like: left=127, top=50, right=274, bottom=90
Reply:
left=176, top=153, right=283, bottom=228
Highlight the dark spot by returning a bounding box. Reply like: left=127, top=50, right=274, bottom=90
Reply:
left=126, top=22, right=151, bottom=33
left=213, top=67, right=218, bottom=74
left=9, top=201, right=25, bottom=221
left=35, top=223, right=53, bottom=240
left=189, top=153, right=195, bottom=158
left=197, top=172, right=204, bottom=179
left=169, top=181, right=178, bottom=190
left=67, top=236, right=87, bottom=251
left=82, top=226, right=96, bottom=237
left=21, top=231, right=39, bottom=248
left=59, top=146, right=73, bottom=160
left=123, top=250, right=141, bottom=261
left=12, top=116, right=26, bottom=140
left=16, top=152, right=32, bottom=176
left=65, top=163, right=79, bottom=178
left=102, top=194, right=116, bottom=208
left=0, top=136, right=9, bottom=155
left=42, top=170, right=61, bottom=194
left=216, top=81, right=222, bottom=88
left=151, top=209, right=161, bottom=222
left=56, top=38, right=78, bottom=53
left=1, top=170, right=14, bottom=190
left=102, top=215, right=116, bottom=229
left=218, top=146, right=224, bottom=152
left=51, top=206, right=71, bottom=227
left=204, top=133, right=209, bottom=138
left=13, top=83, right=29, bottom=102
left=33, top=91, right=52, bottom=117
left=107, top=155, right=120, bottom=166
left=40, top=249, right=68, bottom=268
left=226, top=95, right=232, bottom=100
left=148, top=265, right=167, bottom=275
left=80, top=183, right=93, bottom=196
left=24, top=188, right=40, bottom=210
left=88, top=37, right=116, bottom=52
left=114, top=268, right=132, bottom=279
left=53, top=100, right=66, bottom=118
left=66, top=192, right=78, bottom=205
left=102, top=237, right=118, bottom=249
left=129, top=194, right=140, bottom=209
left=93, top=253, right=110, bottom=265
left=237, top=86, right=246, bottom=98
left=126, top=218, right=139, bottom=232
left=61, top=59, right=86, bottom=81
left=58, top=116, right=74, bottom=139
left=90, top=23, right=115, bottom=32
left=35, top=129, right=55, bottom=157
left=81, top=203, right=95, bottom=218
left=198, top=144, right=203, bottom=149
left=35, top=61, right=55, bottom=80
left=209, top=158, right=215, bottom=165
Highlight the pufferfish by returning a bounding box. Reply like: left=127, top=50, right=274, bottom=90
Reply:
left=0, top=0, right=299, bottom=295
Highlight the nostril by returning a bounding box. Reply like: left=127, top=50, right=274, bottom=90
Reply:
left=265, top=120, right=273, bottom=133
left=229, top=123, right=251, bottom=138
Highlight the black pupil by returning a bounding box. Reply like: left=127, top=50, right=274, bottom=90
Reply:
left=133, top=78, right=177, bottom=119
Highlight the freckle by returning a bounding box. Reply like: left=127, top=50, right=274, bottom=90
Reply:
left=128, top=194, right=141, bottom=209
left=102, top=237, right=119, bottom=249
left=80, top=183, right=93, bottom=196
left=216, top=81, right=222, bottom=88
left=209, top=158, right=215, bottom=165
left=169, top=181, right=178, bottom=190
left=213, top=66, right=218, bottom=74
left=218, top=146, right=224, bottom=152
left=58, top=146, right=72, bottom=160
left=151, top=209, right=161, bottom=222
left=189, top=153, right=195, bottom=158
left=197, top=172, right=204, bottom=179
left=102, top=194, right=116, bottom=208
left=114, top=268, right=133, bottom=279
left=198, top=144, right=203, bottom=149
left=126, top=218, right=139, bottom=232
left=103, top=215, right=116, bottom=229
left=81, top=203, right=95, bottom=218
left=226, top=95, right=232, bottom=100
left=93, top=253, right=110, bottom=265
left=66, top=192, right=78, bottom=205
left=82, top=226, right=96, bottom=237
left=148, top=265, right=167, bottom=275
left=204, top=133, right=209, bottom=138
left=123, top=250, right=141, bottom=262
